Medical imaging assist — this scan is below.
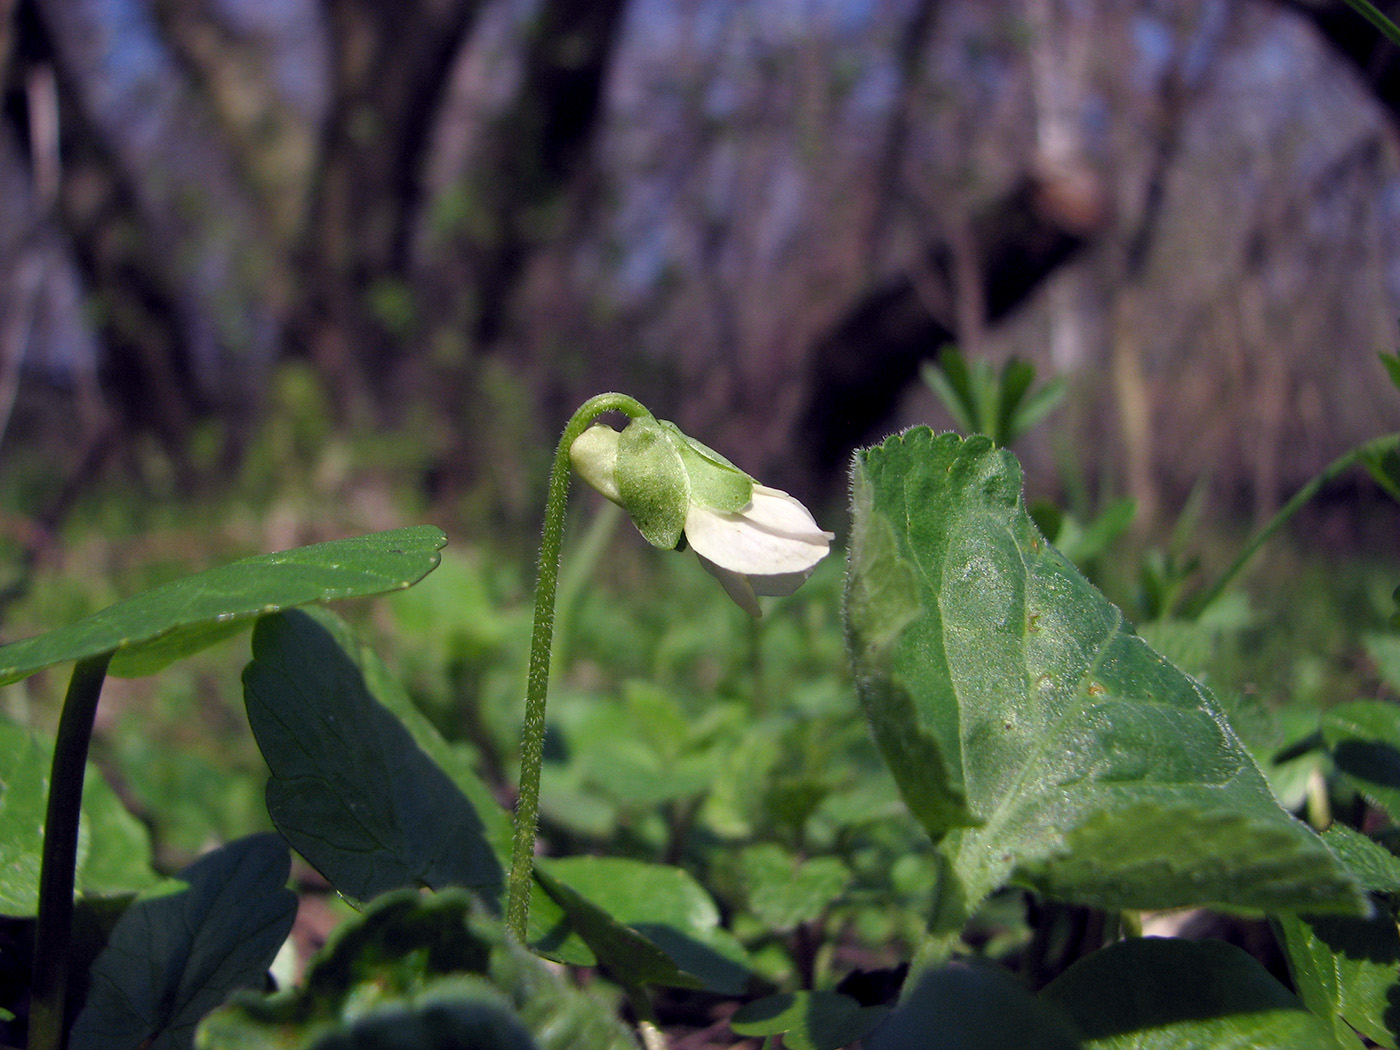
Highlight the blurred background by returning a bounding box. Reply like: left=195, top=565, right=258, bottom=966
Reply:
left=0, top=0, right=1397, bottom=914
left=1, top=0, right=1399, bottom=550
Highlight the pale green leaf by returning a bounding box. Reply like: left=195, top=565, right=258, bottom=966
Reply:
left=845, top=429, right=1362, bottom=919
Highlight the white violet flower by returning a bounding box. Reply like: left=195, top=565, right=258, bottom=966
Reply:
left=570, top=420, right=834, bottom=616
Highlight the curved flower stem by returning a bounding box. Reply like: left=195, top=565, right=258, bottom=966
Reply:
left=29, top=652, right=112, bottom=1050
left=1185, top=432, right=1400, bottom=618
left=507, top=392, right=651, bottom=942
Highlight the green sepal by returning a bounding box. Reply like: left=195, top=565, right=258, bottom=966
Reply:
left=616, top=417, right=689, bottom=549
left=661, top=421, right=754, bottom=514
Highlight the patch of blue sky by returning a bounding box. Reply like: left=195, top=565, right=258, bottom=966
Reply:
left=206, top=0, right=330, bottom=118
left=76, top=0, right=177, bottom=155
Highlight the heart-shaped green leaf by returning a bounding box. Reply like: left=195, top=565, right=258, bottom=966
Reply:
left=0, top=526, right=446, bottom=685
left=243, top=606, right=587, bottom=963
left=845, top=429, right=1362, bottom=920
left=0, top=718, right=155, bottom=915
left=243, top=609, right=503, bottom=904
left=69, top=833, right=296, bottom=1050
left=1041, top=937, right=1335, bottom=1049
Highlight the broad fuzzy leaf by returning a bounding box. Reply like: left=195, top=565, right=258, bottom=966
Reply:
left=845, top=429, right=1361, bottom=918
left=70, top=833, right=295, bottom=1050
left=0, top=526, right=446, bottom=685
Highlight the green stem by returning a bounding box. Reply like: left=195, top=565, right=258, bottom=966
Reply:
left=29, top=652, right=112, bottom=1050
left=506, top=392, right=650, bottom=942
left=1186, top=433, right=1400, bottom=618
left=1343, top=0, right=1400, bottom=46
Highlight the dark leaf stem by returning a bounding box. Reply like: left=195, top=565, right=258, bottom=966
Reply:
left=29, top=652, right=112, bottom=1050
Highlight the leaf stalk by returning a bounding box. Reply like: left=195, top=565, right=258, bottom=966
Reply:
left=29, top=652, right=112, bottom=1050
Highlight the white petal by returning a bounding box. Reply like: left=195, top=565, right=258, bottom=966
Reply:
left=695, top=553, right=762, bottom=617
left=684, top=491, right=832, bottom=578
left=747, top=485, right=836, bottom=541
left=569, top=424, right=622, bottom=503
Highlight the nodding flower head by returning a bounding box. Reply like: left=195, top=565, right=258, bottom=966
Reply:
left=569, top=418, right=833, bottom=615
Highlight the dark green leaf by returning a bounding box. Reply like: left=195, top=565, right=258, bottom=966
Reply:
left=845, top=429, right=1363, bottom=920
left=0, top=719, right=155, bottom=915
left=70, top=833, right=295, bottom=1050
left=731, top=991, right=887, bottom=1050
left=1323, top=699, right=1400, bottom=822
left=1041, top=937, right=1336, bottom=1049
left=0, top=526, right=446, bottom=685
left=243, top=609, right=503, bottom=904
left=265, top=608, right=586, bottom=964
left=1359, top=446, right=1400, bottom=503
left=543, top=856, right=753, bottom=994
left=866, top=962, right=1078, bottom=1050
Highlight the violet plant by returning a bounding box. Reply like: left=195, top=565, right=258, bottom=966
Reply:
left=1, top=378, right=1400, bottom=1050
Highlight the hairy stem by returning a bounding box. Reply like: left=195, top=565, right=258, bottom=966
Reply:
left=29, top=652, right=112, bottom=1050
left=507, top=392, right=650, bottom=942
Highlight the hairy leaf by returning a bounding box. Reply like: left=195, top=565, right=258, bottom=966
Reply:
left=845, top=429, right=1361, bottom=919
